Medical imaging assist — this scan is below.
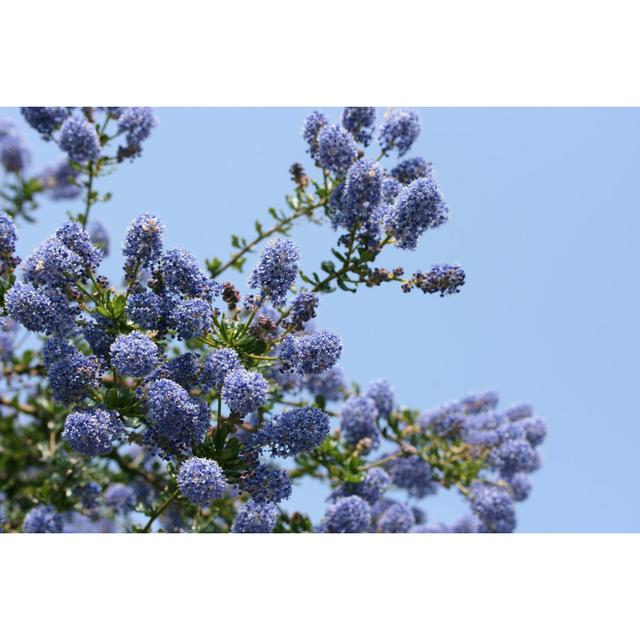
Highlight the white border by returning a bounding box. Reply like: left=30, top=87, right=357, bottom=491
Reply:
left=2, top=0, right=640, bottom=105
left=1, top=534, right=638, bottom=637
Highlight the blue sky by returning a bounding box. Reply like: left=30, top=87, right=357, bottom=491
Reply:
left=3, top=107, right=639, bottom=532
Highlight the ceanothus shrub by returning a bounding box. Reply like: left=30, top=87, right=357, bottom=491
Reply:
left=0, top=106, right=547, bottom=533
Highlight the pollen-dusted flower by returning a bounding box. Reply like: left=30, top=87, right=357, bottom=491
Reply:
left=317, top=123, right=357, bottom=174
left=122, top=213, right=165, bottom=268
left=340, top=395, right=380, bottom=448
left=117, top=107, right=157, bottom=150
left=48, top=348, right=100, bottom=404
left=39, top=158, right=82, bottom=200
left=302, top=111, right=329, bottom=159
left=335, top=158, right=383, bottom=228
left=248, top=238, right=299, bottom=305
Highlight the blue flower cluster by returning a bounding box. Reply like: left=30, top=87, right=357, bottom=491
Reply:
left=110, top=331, right=158, bottom=377
left=23, top=505, right=62, bottom=533
left=104, top=483, right=136, bottom=513
left=256, top=407, right=330, bottom=457
left=302, top=111, right=329, bottom=160
left=417, top=389, right=547, bottom=528
left=241, top=463, right=292, bottom=504
left=391, top=156, right=432, bottom=184
left=39, top=159, right=82, bottom=200
left=0, top=318, right=16, bottom=361
left=283, top=291, right=318, bottom=330
left=0, top=121, right=31, bottom=173
left=384, top=177, right=449, bottom=250
left=386, top=454, right=437, bottom=498
left=222, top=367, right=269, bottom=416
left=232, top=499, right=278, bottom=533
left=248, top=238, right=299, bottom=305
left=342, top=107, right=376, bottom=146
left=117, top=107, right=158, bottom=153
left=322, top=495, right=371, bottom=533
left=201, top=348, right=241, bottom=390
left=62, top=407, right=124, bottom=457
left=408, top=264, right=466, bottom=296
left=279, top=329, right=342, bottom=375
left=5, top=220, right=105, bottom=341
left=469, top=482, right=516, bottom=533
left=340, top=395, right=380, bottom=448
left=299, top=108, right=453, bottom=260
left=366, top=379, right=394, bottom=418
left=145, top=378, right=211, bottom=450
left=47, top=347, right=100, bottom=404
left=379, top=109, right=421, bottom=156
left=122, top=213, right=165, bottom=268
left=332, top=467, right=391, bottom=505
left=318, top=123, right=358, bottom=174
left=59, top=117, right=101, bottom=163
left=334, top=159, right=383, bottom=229
left=377, top=502, right=415, bottom=533
left=178, top=457, right=228, bottom=507
left=0, top=210, right=17, bottom=259
left=21, top=108, right=68, bottom=140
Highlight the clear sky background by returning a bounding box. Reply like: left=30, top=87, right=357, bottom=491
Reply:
left=2, top=107, right=639, bottom=532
